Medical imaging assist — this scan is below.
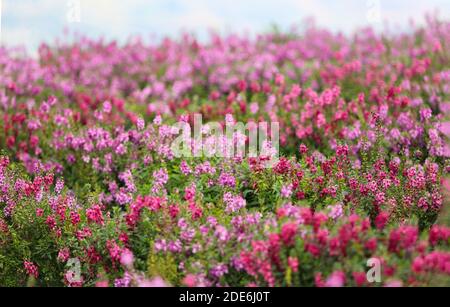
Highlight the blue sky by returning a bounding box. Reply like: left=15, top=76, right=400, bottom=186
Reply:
left=1, top=0, right=449, bottom=52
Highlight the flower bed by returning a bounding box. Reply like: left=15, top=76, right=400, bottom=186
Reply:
left=0, top=16, right=449, bottom=287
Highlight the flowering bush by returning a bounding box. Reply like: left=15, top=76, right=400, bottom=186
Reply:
left=0, top=16, right=449, bottom=287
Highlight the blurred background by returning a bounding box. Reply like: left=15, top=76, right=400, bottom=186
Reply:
left=1, top=0, right=449, bottom=52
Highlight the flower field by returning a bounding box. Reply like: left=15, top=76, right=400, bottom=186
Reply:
left=0, top=17, right=449, bottom=287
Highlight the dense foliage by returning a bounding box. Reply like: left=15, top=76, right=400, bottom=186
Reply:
left=0, top=16, right=449, bottom=287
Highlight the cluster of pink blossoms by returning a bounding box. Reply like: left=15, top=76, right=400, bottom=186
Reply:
left=0, top=15, right=449, bottom=287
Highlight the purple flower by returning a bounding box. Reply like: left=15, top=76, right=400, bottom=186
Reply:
left=210, top=264, right=228, bottom=278
left=420, top=108, right=432, bottom=122
left=281, top=184, right=293, bottom=198
left=218, top=172, right=236, bottom=188
left=329, top=204, right=344, bottom=220
left=137, top=117, right=145, bottom=131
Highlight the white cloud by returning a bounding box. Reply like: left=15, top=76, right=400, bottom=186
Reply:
left=80, top=0, right=134, bottom=31
left=171, top=2, right=225, bottom=31
left=1, top=0, right=449, bottom=50
left=0, top=0, right=2, bottom=41
left=2, top=27, right=34, bottom=47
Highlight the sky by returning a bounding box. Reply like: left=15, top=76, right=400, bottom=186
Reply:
left=1, top=0, right=449, bottom=52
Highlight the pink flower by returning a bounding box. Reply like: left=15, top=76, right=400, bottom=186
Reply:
left=352, top=272, right=367, bottom=287
left=180, top=161, right=192, bottom=175
left=136, top=117, right=145, bottom=131
left=288, top=257, right=299, bottom=273
left=55, top=178, right=64, bottom=194
left=218, top=172, right=236, bottom=188
left=103, top=101, right=112, bottom=113
left=420, top=108, right=432, bottom=122
left=45, top=215, right=57, bottom=230
left=153, top=115, right=162, bottom=126
left=86, top=205, right=104, bottom=225
left=57, top=248, right=70, bottom=263
left=139, top=276, right=170, bottom=287
left=325, top=271, right=346, bottom=287
left=384, top=280, right=403, bottom=288
left=36, top=208, right=44, bottom=217
left=418, top=197, right=429, bottom=211
left=184, top=183, right=196, bottom=201
left=329, top=203, right=344, bottom=220
left=211, top=263, right=229, bottom=278
left=24, top=260, right=39, bottom=279
left=183, top=274, right=197, bottom=287
left=96, top=280, right=109, bottom=287
left=375, top=212, right=390, bottom=230
left=70, top=211, right=81, bottom=225
left=249, top=102, right=259, bottom=114
left=336, top=144, right=349, bottom=157
left=120, top=249, right=134, bottom=268
left=223, top=192, right=246, bottom=213
left=280, top=223, right=297, bottom=247
left=281, top=184, right=293, bottom=198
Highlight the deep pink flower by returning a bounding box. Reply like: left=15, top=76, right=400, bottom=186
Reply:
left=375, top=212, right=390, bottom=230
left=57, top=248, right=70, bottom=263
left=352, top=272, right=367, bottom=287
left=280, top=223, right=297, bottom=247
left=288, top=257, right=299, bottom=273
left=86, top=205, right=104, bottom=225
left=36, top=208, right=44, bottom=217
left=24, top=260, right=39, bottom=279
